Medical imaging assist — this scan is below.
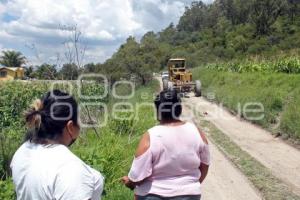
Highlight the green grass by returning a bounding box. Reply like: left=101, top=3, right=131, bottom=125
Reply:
left=192, top=68, right=300, bottom=141
left=198, top=119, right=300, bottom=200
left=0, top=79, right=160, bottom=199
left=73, top=80, right=159, bottom=199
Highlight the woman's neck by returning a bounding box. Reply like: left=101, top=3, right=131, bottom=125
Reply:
left=160, top=119, right=182, bottom=125
left=31, top=137, right=65, bottom=146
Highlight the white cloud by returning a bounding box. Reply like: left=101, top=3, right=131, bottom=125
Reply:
left=132, top=0, right=188, bottom=32
left=0, top=2, right=5, bottom=15
left=0, top=0, right=213, bottom=65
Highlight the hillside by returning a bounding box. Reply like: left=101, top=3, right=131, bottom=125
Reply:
left=92, top=0, right=300, bottom=81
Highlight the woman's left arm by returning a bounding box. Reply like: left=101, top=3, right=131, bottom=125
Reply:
left=197, top=127, right=210, bottom=183
left=199, top=163, right=209, bottom=183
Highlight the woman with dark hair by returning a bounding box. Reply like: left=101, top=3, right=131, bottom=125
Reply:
left=122, top=90, right=210, bottom=200
left=10, top=90, right=104, bottom=200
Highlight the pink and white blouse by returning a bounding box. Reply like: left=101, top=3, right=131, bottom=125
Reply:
left=128, top=122, right=210, bottom=197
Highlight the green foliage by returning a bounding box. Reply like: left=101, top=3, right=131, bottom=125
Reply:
left=251, top=0, right=287, bottom=35
left=0, top=179, right=15, bottom=200
left=25, top=63, right=81, bottom=80
left=25, top=66, right=34, bottom=78
left=0, top=82, right=48, bottom=179
left=0, top=79, right=159, bottom=199
left=287, top=0, right=300, bottom=22
left=177, top=1, right=209, bottom=32
left=192, top=68, right=300, bottom=140
left=73, top=80, right=159, bottom=199
left=109, top=112, right=135, bottom=135
left=280, top=88, right=300, bottom=139
left=58, top=63, right=79, bottom=80
left=83, top=63, right=97, bottom=73
left=0, top=82, right=47, bottom=128
left=205, top=57, right=300, bottom=73
left=31, top=63, right=57, bottom=80
left=0, top=51, right=26, bottom=67
left=94, top=35, right=169, bottom=86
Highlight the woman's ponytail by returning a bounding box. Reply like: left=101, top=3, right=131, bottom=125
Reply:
left=25, top=99, right=43, bottom=130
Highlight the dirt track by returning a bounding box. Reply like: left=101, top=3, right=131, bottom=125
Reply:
left=182, top=108, right=261, bottom=200
left=186, top=95, right=300, bottom=195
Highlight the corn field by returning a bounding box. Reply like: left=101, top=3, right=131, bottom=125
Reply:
left=206, top=57, right=300, bottom=74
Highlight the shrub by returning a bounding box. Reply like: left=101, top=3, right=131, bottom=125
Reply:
left=0, top=179, right=15, bottom=199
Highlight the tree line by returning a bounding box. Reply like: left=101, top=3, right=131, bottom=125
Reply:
left=0, top=51, right=80, bottom=80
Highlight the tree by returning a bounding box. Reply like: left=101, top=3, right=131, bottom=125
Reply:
left=141, top=31, right=170, bottom=70
left=25, top=66, right=34, bottom=78
left=177, top=1, right=209, bottom=32
left=0, top=50, right=26, bottom=67
left=58, top=63, right=79, bottom=80
left=251, top=0, right=286, bottom=35
left=287, top=0, right=300, bottom=22
left=217, top=0, right=254, bottom=25
left=116, top=36, right=157, bottom=85
left=33, top=64, right=57, bottom=80
left=119, top=37, right=148, bottom=85
left=218, top=0, right=236, bottom=24
left=83, top=63, right=97, bottom=73
left=158, top=23, right=177, bottom=45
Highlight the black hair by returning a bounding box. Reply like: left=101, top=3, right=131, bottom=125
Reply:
left=25, top=90, right=78, bottom=142
left=154, top=90, right=182, bottom=121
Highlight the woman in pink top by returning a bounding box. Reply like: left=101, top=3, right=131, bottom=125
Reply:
left=122, top=90, right=210, bottom=200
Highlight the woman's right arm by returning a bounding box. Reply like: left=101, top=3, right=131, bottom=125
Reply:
left=123, top=132, right=152, bottom=189
left=135, top=132, right=150, bottom=158
left=54, top=161, right=104, bottom=200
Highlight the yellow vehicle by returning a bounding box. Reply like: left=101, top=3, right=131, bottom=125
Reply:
left=162, top=58, right=201, bottom=97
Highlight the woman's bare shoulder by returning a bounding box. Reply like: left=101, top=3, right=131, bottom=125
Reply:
left=135, top=132, right=150, bottom=157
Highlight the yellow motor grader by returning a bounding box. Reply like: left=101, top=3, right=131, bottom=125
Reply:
left=162, top=58, right=201, bottom=97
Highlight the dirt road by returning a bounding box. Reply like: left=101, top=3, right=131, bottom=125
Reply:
left=185, top=95, right=300, bottom=195
left=182, top=109, right=261, bottom=200
left=157, top=78, right=262, bottom=199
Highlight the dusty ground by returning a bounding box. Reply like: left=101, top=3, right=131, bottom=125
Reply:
left=185, top=95, right=300, bottom=196
left=181, top=108, right=262, bottom=200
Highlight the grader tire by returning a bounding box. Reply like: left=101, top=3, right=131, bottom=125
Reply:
left=195, top=80, right=202, bottom=97
left=168, top=82, right=174, bottom=91
left=163, top=79, right=168, bottom=91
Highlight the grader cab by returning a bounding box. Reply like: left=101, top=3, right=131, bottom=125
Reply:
left=163, top=58, right=201, bottom=97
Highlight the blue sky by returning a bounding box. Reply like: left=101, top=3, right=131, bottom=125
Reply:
left=0, top=0, right=213, bottom=66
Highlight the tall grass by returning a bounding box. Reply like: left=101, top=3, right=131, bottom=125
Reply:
left=0, top=80, right=159, bottom=199
left=192, top=68, right=300, bottom=141
left=73, top=80, right=159, bottom=199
